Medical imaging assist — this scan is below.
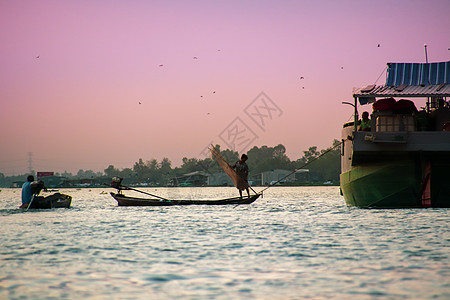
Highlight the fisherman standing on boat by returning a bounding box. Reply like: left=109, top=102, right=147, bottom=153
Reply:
left=232, top=154, right=250, bottom=199
left=20, top=175, right=34, bottom=209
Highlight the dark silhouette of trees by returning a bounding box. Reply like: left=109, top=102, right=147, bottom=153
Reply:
left=292, top=139, right=341, bottom=183
left=0, top=140, right=342, bottom=187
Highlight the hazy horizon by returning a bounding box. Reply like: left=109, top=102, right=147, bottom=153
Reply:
left=2, top=0, right=449, bottom=176
left=2, top=141, right=338, bottom=177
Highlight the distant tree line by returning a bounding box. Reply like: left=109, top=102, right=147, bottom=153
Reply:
left=0, top=140, right=341, bottom=187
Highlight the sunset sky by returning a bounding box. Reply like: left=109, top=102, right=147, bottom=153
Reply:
left=1, top=0, right=449, bottom=176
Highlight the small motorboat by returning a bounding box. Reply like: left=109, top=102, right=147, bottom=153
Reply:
left=110, top=192, right=260, bottom=206
left=21, top=181, right=72, bottom=209
left=26, top=193, right=72, bottom=209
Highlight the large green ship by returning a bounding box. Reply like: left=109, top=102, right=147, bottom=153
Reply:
left=340, top=60, right=450, bottom=208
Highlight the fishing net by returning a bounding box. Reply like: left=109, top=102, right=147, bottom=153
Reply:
left=209, top=145, right=249, bottom=191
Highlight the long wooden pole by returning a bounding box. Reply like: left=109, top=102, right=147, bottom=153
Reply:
left=259, top=139, right=345, bottom=193
left=119, top=185, right=169, bottom=201
left=26, top=194, right=35, bottom=211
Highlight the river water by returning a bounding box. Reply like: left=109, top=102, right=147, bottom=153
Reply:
left=0, top=186, right=448, bottom=299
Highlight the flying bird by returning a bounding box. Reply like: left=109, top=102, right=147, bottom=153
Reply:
left=377, top=44, right=380, bottom=47
left=300, top=76, right=304, bottom=80
left=213, top=91, right=216, bottom=94
left=139, top=101, right=141, bottom=104
left=36, top=56, right=39, bottom=58
left=193, top=57, right=198, bottom=59
left=159, top=64, right=164, bottom=67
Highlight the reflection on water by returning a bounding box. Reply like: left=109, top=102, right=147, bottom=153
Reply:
left=0, top=187, right=449, bottom=299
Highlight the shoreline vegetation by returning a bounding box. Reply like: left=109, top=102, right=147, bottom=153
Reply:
left=1, top=140, right=340, bottom=188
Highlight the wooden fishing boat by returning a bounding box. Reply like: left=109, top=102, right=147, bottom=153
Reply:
left=24, top=193, right=72, bottom=209
left=110, top=192, right=260, bottom=206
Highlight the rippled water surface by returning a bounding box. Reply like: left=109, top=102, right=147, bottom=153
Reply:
left=0, top=187, right=449, bottom=299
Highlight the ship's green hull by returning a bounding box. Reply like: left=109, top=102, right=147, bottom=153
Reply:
left=340, top=159, right=450, bottom=208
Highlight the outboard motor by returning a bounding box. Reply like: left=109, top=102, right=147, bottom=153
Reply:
left=111, top=177, right=123, bottom=189
left=30, top=180, right=45, bottom=195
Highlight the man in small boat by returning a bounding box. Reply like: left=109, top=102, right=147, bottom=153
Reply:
left=20, top=175, right=34, bottom=209
left=359, top=111, right=371, bottom=131
left=232, top=154, right=250, bottom=199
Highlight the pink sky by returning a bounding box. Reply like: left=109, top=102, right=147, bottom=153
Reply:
left=1, top=0, right=449, bottom=175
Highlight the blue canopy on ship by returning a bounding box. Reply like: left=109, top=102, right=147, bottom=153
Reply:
left=386, top=61, right=450, bottom=86
left=354, top=61, right=450, bottom=104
